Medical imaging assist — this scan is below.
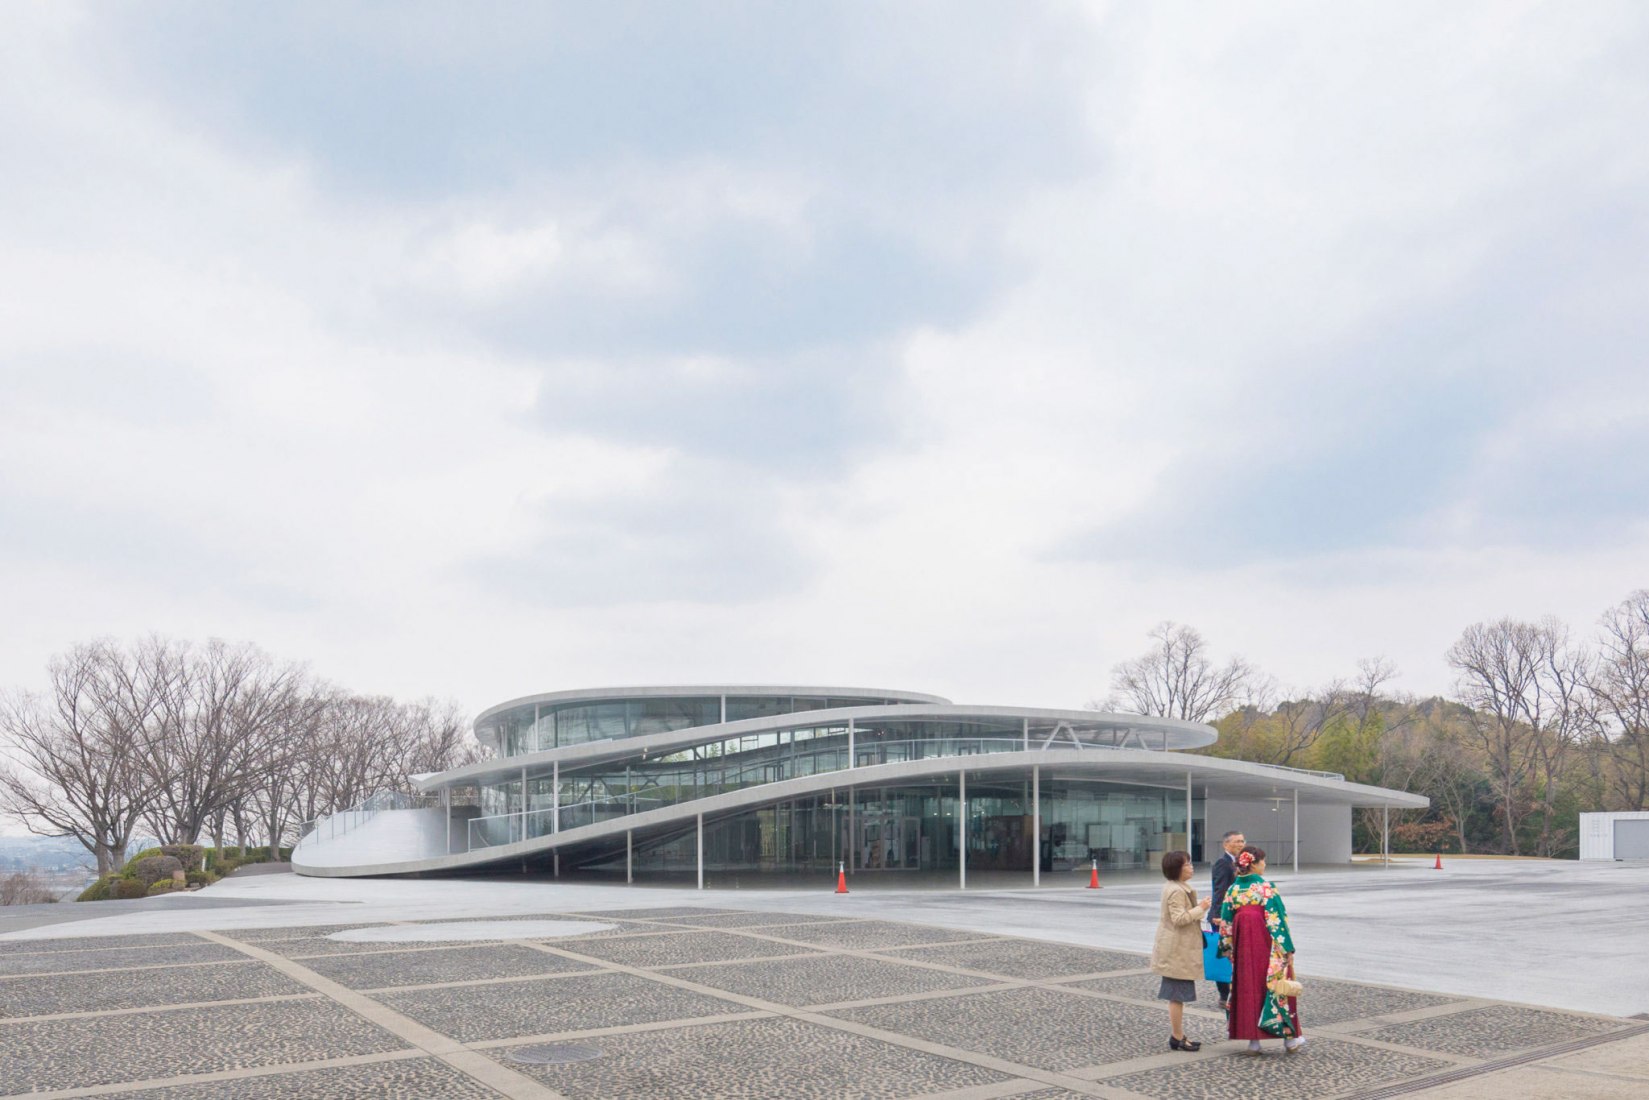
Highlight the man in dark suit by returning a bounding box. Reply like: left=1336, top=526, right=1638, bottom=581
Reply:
left=1209, top=829, right=1245, bottom=1012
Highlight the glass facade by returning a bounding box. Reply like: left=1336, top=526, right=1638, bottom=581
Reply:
left=571, top=777, right=1197, bottom=875
left=477, top=693, right=918, bottom=756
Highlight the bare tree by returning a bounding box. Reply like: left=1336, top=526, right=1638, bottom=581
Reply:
left=1106, top=622, right=1261, bottom=723
left=1447, top=618, right=1593, bottom=856
left=1593, top=590, right=1649, bottom=810
left=0, top=642, right=166, bottom=875
left=140, top=640, right=310, bottom=847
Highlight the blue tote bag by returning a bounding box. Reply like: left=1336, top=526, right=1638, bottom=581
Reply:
left=1202, top=929, right=1232, bottom=982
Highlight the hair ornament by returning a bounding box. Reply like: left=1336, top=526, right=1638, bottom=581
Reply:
left=1236, top=851, right=1255, bottom=871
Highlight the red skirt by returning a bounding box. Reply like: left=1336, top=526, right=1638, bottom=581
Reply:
left=1226, top=905, right=1302, bottom=1040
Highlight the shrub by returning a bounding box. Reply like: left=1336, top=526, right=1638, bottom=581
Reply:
left=219, top=846, right=242, bottom=861
left=146, top=879, right=177, bottom=895
left=122, top=849, right=165, bottom=874
left=77, top=876, right=116, bottom=902
left=129, top=855, right=184, bottom=888
left=112, top=879, right=149, bottom=900
left=159, top=845, right=205, bottom=873
left=185, top=870, right=218, bottom=887
left=215, top=858, right=241, bottom=876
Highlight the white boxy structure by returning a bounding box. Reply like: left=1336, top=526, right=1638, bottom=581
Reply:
left=294, top=685, right=1428, bottom=883
left=1579, top=811, right=1649, bottom=861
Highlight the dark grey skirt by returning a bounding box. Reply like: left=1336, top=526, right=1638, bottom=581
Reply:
left=1157, top=977, right=1197, bottom=1003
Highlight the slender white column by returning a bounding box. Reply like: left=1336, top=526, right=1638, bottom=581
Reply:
left=443, top=786, right=451, bottom=853
left=1185, top=773, right=1193, bottom=860
left=552, top=761, right=559, bottom=834
left=848, top=786, right=855, bottom=873
left=1032, top=765, right=1040, bottom=888
left=626, top=829, right=633, bottom=885
left=1382, top=805, right=1390, bottom=867
left=959, top=767, right=967, bottom=891
left=848, top=718, right=855, bottom=769
left=1293, top=790, right=1299, bottom=874
left=519, top=767, right=527, bottom=843
left=697, top=813, right=704, bottom=890
left=1023, top=717, right=1029, bottom=752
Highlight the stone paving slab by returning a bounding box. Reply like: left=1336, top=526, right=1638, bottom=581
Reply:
left=1355, top=1003, right=1630, bottom=1058
left=751, top=919, right=996, bottom=950
left=667, top=952, right=1003, bottom=1006
left=226, top=924, right=389, bottom=943
left=111, top=1057, right=502, bottom=1100
left=490, top=1015, right=1011, bottom=1099
left=298, top=942, right=602, bottom=990
left=0, top=933, right=205, bottom=955
left=827, top=985, right=1171, bottom=1071
left=0, top=999, right=407, bottom=1095
left=878, top=938, right=1145, bottom=980
left=552, top=928, right=823, bottom=967
left=0, top=941, right=247, bottom=976
left=0, top=958, right=311, bottom=1018
left=0, top=903, right=1641, bottom=1099
left=373, top=968, right=748, bottom=1044
left=642, top=910, right=862, bottom=929
left=1104, top=1036, right=1456, bottom=1099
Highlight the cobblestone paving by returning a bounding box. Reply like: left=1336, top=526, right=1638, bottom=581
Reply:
left=749, top=919, right=996, bottom=950
left=298, top=943, right=600, bottom=989
left=552, top=928, right=823, bottom=966
left=668, top=952, right=1002, bottom=1006
left=0, top=933, right=203, bottom=954
left=111, top=1057, right=500, bottom=1099
left=0, top=958, right=312, bottom=1018
left=878, top=937, right=1145, bottom=980
left=0, top=998, right=406, bottom=1094
left=493, top=1015, right=1010, bottom=1099
left=1357, top=1003, right=1629, bottom=1057
left=827, top=985, right=1171, bottom=1071
left=0, top=907, right=1637, bottom=1099
left=226, top=924, right=387, bottom=942
left=1107, top=1038, right=1455, bottom=1099
left=1068, top=971, right=1211, bottom=1005
left=0, top=941, right=247, bottom=976
left=1280, top=976, right=1467, bottom=1026
left=373, top=969, right=747, bottom=1043
left=643, top=910, right=860, bottom=928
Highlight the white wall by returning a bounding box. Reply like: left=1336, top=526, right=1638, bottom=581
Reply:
left=1205, top=798, right=1352, bottom=866
left=1579, top=811, right=1649, bottom=860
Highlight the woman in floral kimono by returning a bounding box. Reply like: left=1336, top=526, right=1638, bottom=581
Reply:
left=1219, top=845, right=1305, bottom=1054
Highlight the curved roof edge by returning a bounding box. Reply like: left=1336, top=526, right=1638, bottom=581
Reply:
left=474, top=684, right=952, bottom=729
left=438, top=704, right=1218, bottom=787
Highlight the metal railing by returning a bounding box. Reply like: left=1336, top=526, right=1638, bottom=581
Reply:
left=297, top=790, right=429, bottom=846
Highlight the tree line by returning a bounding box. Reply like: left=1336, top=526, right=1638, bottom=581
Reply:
left=0, top=638, right=486, bottom=875
left=1105, top=590, right=1649, bottom=858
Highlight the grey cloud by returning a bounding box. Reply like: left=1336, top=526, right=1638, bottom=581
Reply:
left=462, top=459, right=814, bottom=608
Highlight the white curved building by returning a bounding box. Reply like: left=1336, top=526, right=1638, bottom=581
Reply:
left=293, top=685, right=1427, bottom=883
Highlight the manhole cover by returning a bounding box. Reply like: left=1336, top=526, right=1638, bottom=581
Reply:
left=507, top=1043, right=603, bottom=1065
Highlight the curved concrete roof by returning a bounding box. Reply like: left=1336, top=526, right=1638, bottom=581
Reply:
left=295, top=748, right=1428, bottom=877
left=435, top=704, right=1218, bottom=787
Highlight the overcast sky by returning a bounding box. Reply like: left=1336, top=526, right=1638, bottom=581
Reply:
left=2, top=1, right=1647, bottom=720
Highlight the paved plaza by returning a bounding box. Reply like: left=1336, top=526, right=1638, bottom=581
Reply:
left=3, top=868, right=1647, bottom=1098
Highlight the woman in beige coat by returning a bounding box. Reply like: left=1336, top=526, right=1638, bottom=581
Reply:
left=1152, top=849, right=1211, bottom=1051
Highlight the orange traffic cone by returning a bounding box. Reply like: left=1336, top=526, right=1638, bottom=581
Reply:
left=835, top=861, right=849, bottom=894
left=1434, top=853, right=1443, bottom=870
left=1087, top=859, right=1100, bottom=889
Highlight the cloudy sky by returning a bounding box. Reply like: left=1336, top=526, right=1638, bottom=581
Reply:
left=2, top=1, right=1647, bottom=718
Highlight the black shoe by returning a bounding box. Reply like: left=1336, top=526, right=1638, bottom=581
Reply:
left=1169, top=1036, right=1202, bottom=1052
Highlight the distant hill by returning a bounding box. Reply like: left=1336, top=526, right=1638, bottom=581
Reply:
left=0, top=835, right=158, bottom=873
